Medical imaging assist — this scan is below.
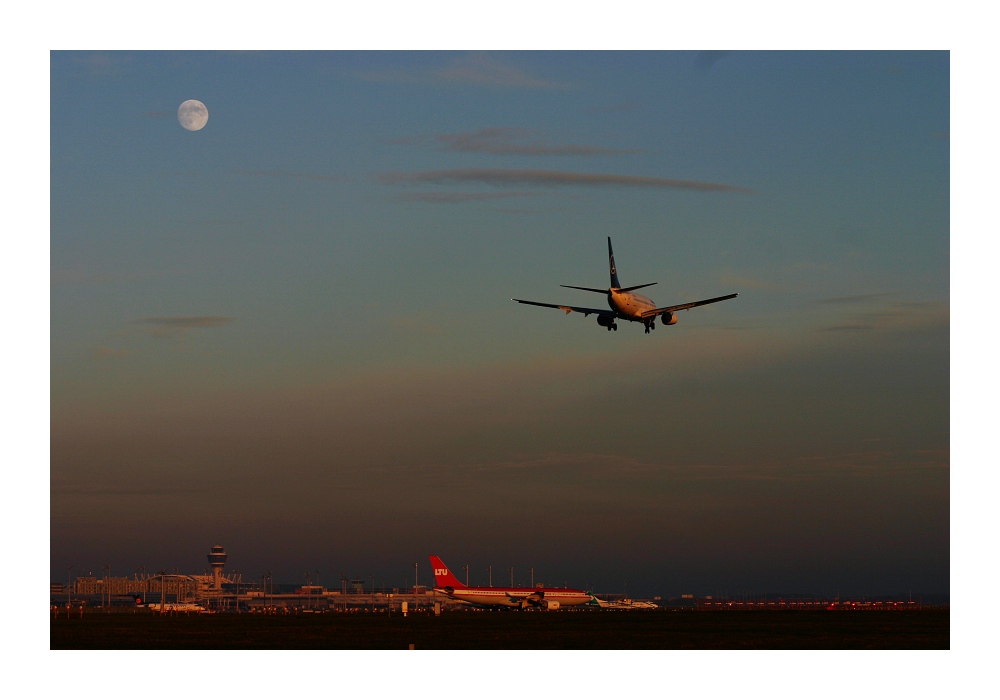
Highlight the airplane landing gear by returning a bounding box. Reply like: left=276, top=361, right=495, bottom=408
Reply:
left=607, top=323, right=618, bottom=331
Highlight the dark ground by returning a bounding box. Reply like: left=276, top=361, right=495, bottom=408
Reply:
left=50, top=608, right=949, bottom=650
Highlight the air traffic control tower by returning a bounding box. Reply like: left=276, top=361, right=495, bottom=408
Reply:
left=208, top=544, right=228, bottom=590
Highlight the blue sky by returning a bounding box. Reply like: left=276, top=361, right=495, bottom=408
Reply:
left=49, top=51, right=949, bottom=598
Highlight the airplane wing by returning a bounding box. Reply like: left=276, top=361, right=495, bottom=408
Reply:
left=639, top=293, right=738, bottom=319
left=511, top=299, right=616, bottom=317
left=505, top=591, right=545, bottom=606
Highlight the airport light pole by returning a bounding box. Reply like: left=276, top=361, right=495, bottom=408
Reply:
left=530, top=568, right=534, bottom=588
left=487, top=565, right=492, bottom=587
left=413, top=563, right=418, bottom=591
left=509, top=567, right=513, bottom=588
left=102, top=564, right=110, bottom=610
left=67, top=565, right=73, bottom=608
left=158, top=571, right=166, bottom=615
left=464, top=565, right=469, bottom=587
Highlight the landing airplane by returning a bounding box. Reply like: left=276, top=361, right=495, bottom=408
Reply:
left=429, top=555, right=591, bottom=610
left=512, top=237, right=738, bottom=333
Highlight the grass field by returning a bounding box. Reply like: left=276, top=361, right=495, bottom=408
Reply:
left=50, top=608, right=949, bottom=650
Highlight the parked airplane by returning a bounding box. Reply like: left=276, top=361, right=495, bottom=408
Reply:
left=134, top=597, right=210, bottom=613
left=512, top=237, right=738, bottom=333
left=429, top=556, right=591, bottom=609
left=589, top=596, right=658, bottom=609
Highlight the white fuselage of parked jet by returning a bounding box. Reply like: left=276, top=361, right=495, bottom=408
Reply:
left=435, top=586, right=592, bottom=608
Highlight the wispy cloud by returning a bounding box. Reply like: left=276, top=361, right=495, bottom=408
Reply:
left=796, top=448, right=948, bottom=470
left=818, top=324, right=874, bottom=333
left=816, top=299, right=948, bottom=334
left=69, top=51, right=132, bottom=77
left=359, top=53, right=569, bottom=89
left=437, top=54, right=568, bottom=88
left=390, top=127, right=638, bottom=156
left=817, top=292, right=895, bottom=305
left=380, top=168, right=753, bottom=193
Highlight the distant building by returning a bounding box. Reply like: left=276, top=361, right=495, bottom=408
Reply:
left=73, top=576, right=138, bottom=595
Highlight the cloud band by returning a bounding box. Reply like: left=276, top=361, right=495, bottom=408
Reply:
left=380, top=168, right=752, bottom=193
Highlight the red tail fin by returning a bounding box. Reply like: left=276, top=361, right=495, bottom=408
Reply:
left=428, top=555, right=465, bottom=589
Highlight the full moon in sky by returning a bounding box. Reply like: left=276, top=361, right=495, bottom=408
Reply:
left=177, top=99, right=209, bottom=131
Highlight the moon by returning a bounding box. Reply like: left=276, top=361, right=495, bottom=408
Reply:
left=177, top=99, right=209, bottom=131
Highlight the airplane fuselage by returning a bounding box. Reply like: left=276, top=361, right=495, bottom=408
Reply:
left=137, top=602, right=209, bottom=612
left=434, top=586, right=592, bottom=608
left=608, top=289, right=657, bottom=320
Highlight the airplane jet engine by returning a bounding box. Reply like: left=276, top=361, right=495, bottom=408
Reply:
left=660, top=311, right=677, bottom=325
left=597, top=315, right=618, bottom=331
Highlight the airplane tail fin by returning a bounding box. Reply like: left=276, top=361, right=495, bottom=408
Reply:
left=429, top=555, right=465, bottom=589
left=608, top=237, right=621, bottom=289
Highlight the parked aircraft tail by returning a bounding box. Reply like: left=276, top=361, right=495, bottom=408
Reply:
left=429, top=555, right=465, bottom=590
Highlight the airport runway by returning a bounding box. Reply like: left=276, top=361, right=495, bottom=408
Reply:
left=50, top=607, right=948, bottom=650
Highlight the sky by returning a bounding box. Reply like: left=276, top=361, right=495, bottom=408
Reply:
left=49, top=50, right=949, bottom=598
